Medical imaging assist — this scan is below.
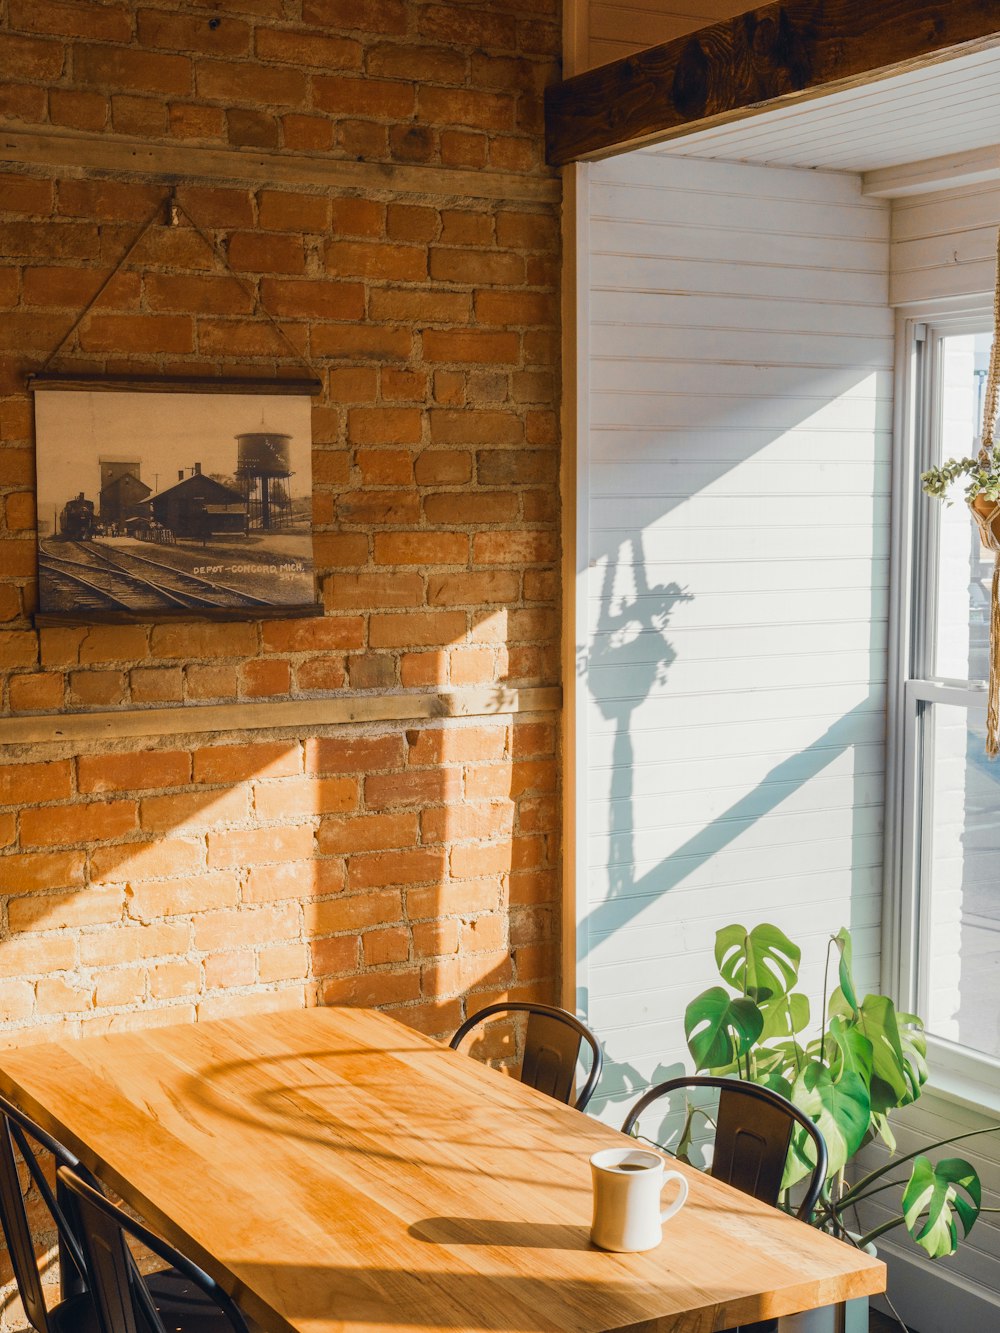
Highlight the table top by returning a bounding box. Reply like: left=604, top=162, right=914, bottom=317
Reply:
left=0, top=1006, right=884, bottom=1333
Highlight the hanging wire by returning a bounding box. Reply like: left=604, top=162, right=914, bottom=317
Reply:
left=30, top=186, right=320, bottom=385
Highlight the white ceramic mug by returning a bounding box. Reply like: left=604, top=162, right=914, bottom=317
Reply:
left=589, top=1147, right=688, bottom=1252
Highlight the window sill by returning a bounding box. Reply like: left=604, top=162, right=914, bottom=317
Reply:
left=922, top=1034, right=1000, bottom=1121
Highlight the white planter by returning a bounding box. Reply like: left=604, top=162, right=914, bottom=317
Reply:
left=777, top=1293, right=868, bottom=1333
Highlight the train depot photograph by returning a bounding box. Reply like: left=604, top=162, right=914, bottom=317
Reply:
left=33, top=387, right=318, bottom=620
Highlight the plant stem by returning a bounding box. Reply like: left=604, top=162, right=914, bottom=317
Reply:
left=838, top=1124, right=1000, bottom=1208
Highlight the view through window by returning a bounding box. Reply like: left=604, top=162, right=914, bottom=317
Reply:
left=915, top=329, right=1000, bottom=1061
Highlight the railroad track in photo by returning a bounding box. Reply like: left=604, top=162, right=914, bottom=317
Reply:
left=38, top=539, right=276, bottom=614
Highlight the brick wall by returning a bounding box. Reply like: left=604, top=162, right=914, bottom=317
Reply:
left=0, top=2, right=562, bottom=1051
left=0, top=1, right=564, bottom=1317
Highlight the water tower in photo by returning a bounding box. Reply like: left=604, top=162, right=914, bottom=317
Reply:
left=235, top=425, right=293, bottom=531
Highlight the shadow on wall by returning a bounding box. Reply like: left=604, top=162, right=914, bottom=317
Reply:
left=577, top=357, right=892, bottom=1123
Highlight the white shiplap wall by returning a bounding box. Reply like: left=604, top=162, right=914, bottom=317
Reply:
left=577, top=150, right=894, bottom=1125
left=891, top=180, right=1000, bottom=306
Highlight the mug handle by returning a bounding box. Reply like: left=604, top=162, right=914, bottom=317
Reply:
left=660, top=1170, right=689, bottom=1223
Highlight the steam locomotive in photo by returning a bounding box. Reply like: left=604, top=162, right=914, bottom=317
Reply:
left=58, top=493, right=96, bottom=541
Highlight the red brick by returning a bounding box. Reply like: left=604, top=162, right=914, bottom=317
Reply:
left=78, top=751, right=190, bottom=794
left=364, top=767, right=462, bottom=810
left=385, top=205, right=437, bottom=246
left=473, top=530, right=557, bottom=565
left=257, top=190, right=330, bottom=232
left=0, top=759, right=71, bottom=806
left=227, top=232, right=305, bottom=274
left=406, top=725, right=506, bottom=765
left=256, top=26, right=361, bottom=68
left=312, top=76, right=414, bottom=119
left=74, top=44, right=191, bottom=95
left=347, top=407, right=422, bottom=445
left=240, top=658, right=291, bottom=697
left=244, top=858, right=345, bottom=904
left=169, top=102, right=226, bottom=138
left=295, top=657, right=348, bottom=691
left=368, top=288, right=469, bottom=323
left=324, top=572, right=423, bottom=610
left=197, top=60, right=306, bottom=106
left=20, top=800, right=137, bottom=848
left=282, top=113, right=334, bottom=150
left=305, top=735, right=404, bottom=775
left=309, top=887, right=402, bottom=934
left=0, top=83, right=46, bottom=124
left=79, top=314, right=193, bottom=354
left=369, top=610, right=466, bottom=649
left=373, top=533, right=468, bottom=566
left=419, top=87, right=514, bottom=132
left=259, top=278, right=364, bottom=320
left=356, top=449, right=414, bottom=485
left=311, top=934, right=360, bottom=975
left=139, top=787, right=248, bottom=833
left=440, top=130, right=487, bottom=168
left=363, top=926, right=410, bottom=966
left=253, top=775, right=357, bottom=820
left=321, top=969, right=421, bottom=1008
left=423, top=330, right=519, bottom=364
left=328, top=198, right=385, bottom=237
left=174, top=186, right=254, bottom=228
left=317, top=811, right=417, bottom=855
left=0, top=849, right=84, bottom=894
left=138, top=10, right=251, bottom=55
left=9, top=673, right=63, bottom=711
left=144, top=273, right=252, bottom=316
left=151, top=622, right=256, bottom=659
left=194, top=741, right=300, bottom=785
left=325, top=241, right=426, bottom=282
left=336, top=492, right=420, bottom=525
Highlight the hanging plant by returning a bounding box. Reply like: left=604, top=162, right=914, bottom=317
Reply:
left=921, top=231, right=1000, bottom=757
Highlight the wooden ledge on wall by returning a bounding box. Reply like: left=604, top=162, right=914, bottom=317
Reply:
left=545, top=0, right=1000, bottom=165
left=0, top=126, right=561, bottom=205
left=0, top=685, right=563, bottom=746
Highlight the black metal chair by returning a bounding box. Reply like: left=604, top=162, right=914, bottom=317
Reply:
left=621, top=1075, right=829, bottom=1333
left=57, top=1165, right=252, bottom=1333
left=0, top=1094, right=98, bottom=1333
left=449, top=1001, right=603, bottom=1111
left=0, top=1093, right=243, bottom=1333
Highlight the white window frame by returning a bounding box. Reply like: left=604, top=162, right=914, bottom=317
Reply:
left=885, top=302, right=1000, bottom=1113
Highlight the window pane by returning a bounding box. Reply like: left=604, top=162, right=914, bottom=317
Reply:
left=933, top=332, right=993, bottom=681
left=923, top=702, right=1000, bottom=1057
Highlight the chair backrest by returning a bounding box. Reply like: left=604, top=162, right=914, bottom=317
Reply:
left=0, top=1092, right=92, bottom=1333
left=57, top=1166, right=252, bottom=1333
left=620, top=1075, right=828, bottom=1221
left=449, top=1002, right=603, bottom=1111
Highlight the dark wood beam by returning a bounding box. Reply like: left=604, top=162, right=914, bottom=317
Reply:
left=546, top=0, right=1000, bottom=166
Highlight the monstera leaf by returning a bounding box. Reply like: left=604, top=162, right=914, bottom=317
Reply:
left=715, top=923, right=800, bottom=1003
left=902, top=1156, right=981, bottom=1258
left=857, top=994, right=924, bottom=1113
left=684, top=986, right=763, bottom=1071
left=831, top=926, right=860, bottom=1013
left=824, top=1014, right=873, bottom=1087
left=791, top=1062, right=870, bottom=1178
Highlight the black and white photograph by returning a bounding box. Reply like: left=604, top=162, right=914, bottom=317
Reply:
left=34, top=386, right=318, bottom=621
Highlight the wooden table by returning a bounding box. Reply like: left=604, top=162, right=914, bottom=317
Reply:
left=0, top=1007, right=884, bottom=1333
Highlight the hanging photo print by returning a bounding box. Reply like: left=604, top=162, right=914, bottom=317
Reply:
left=33, top=383, right=319, bottom=624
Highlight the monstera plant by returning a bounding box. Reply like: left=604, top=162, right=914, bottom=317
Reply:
left=683, top=923, right=997, bottom=1258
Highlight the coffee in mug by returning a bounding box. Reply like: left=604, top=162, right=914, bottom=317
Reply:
left=589, top=1147, right=688, bottom=1252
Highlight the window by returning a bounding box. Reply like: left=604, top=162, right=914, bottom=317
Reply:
left=894, top=318, right=1000, bottom=1089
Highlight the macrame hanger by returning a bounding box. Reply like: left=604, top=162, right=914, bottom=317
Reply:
left=969, top=226, right=1000, bottom=758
